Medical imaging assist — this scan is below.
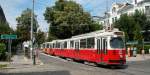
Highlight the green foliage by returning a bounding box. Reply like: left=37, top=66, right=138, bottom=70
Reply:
left=144, top=45, right=150, bottom=54
left=44, top=0, right=102, bottom=40
left=114, top=10, right=150, bottom=52
left=114, top=14, right=141, bottom=41
left=0, top=64, right=7, bottom=68
left=0, top=43, right=6, bottom=60
left=0, top=22, right=12, bottom=33
left=114, top=10, right=149, bottom=42
left=143, top=20, right=150, bottom=41
left=36, top=30, right=45, bottom=45
left=132, top=10, right=147, bottom=30
left=16, top=8, right=39, bottom=42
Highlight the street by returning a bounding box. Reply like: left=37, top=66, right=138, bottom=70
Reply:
left=0, top=52, right=150, bottom=75
left=38, top=53, right=150, bottom=75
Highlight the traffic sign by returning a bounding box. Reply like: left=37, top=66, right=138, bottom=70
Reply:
left=1, top=34, right=17, bottom=39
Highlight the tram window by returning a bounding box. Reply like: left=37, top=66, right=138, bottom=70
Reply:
left=46, top=44, right=49, bottom=48
left=56, top=42, right=58, bottom=48
left=110, top=37, right=124, bottom=48
left=53, top=43, right=55, bottom=48
left=87, top=38, right=95, bottom=48
left=80, top=39, right=86, bottom=49
left=58, top=43, right=60, bottom=48
left=64, top=41, right=67, bottom=48
left=56, top=42, right=61, bottom=48
left=70, top=41, right=74, bottom=48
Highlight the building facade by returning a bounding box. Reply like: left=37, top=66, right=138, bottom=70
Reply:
left=100, top=0, right=150, bottom=27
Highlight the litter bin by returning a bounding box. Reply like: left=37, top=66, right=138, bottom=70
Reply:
left=133, top=47, right=137, bottom=57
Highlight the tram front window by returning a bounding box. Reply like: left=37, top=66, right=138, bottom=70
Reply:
left=110, top=37, right=124, bottom=49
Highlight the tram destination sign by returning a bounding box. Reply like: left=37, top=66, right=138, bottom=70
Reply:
left=1, top=34, right=17, bottom=39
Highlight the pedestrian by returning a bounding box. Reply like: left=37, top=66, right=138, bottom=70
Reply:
left=141, top=49, right=145, bottom=59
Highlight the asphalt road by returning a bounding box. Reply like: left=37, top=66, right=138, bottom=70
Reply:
left=38, top=53, right=150, bottom=75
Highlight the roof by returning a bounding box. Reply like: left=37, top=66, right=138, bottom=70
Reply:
left=117, top=3, right=134, bottom=13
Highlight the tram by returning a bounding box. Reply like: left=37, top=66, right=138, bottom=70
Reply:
left=42, top=28, right=126, bottom=65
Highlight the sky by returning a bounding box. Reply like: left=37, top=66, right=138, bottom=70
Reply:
left=0, top=0, right=132, bottom=32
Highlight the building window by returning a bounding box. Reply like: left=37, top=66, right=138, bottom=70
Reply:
left=145, top=6, right=150, bottom=15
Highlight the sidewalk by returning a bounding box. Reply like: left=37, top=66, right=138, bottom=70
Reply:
left=6, top=55, right=33, bottom=69
left=5, top=55, right=42, bottom=68
left=126, top=54, right=150, bottom=62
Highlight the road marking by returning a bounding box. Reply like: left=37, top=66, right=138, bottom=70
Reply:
left=40, top=53, right=68, bottom=62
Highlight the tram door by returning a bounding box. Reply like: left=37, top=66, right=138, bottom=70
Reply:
left=75, top=40, right=80, bottom=59
left=75, top=40, right=79, bottom=51
left=97, top=38, right=107, bottom=62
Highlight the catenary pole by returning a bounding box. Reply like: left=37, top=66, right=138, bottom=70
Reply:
left=31, top=0, right=36, bottom=65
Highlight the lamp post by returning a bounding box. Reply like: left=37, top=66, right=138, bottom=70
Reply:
left=31, top=0, right=36, bottom=65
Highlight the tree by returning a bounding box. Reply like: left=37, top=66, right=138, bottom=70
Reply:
left=36, top=30, right=45, bottom=45
left=0, top=22, right=12, bottom=34
left=44, top=0, right=101, bottom=40
left=115, top=14, right=141, bottom=41
left=16, top=8, right=39, bottom=43
left=143, top=20, right=150, bottom=41
left=0, top=5, right=12, bottom=34
left=132, top=10, right=147, bottom=30
left=132, top=10, right=150, bottom=41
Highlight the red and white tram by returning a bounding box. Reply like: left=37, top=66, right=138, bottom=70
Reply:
left=42, top=29, right=126, bottom=65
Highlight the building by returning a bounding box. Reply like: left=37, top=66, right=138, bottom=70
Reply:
left=100, top=0, right=150, bottom=26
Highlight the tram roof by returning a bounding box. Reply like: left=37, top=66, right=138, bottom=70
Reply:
left=71, top=28, right=121, bottom=39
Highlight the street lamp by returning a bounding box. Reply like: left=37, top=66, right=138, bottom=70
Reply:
left=31, top=0, right=36, bottom=65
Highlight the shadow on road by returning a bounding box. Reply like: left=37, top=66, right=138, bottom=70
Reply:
left=97, top=64, right=129, bottom=69
left=0, top=70, right=71, bottom=75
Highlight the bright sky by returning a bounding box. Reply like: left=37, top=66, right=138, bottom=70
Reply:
left=0, top=0, right=131, bottom=32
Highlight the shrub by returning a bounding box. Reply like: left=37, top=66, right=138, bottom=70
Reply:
left=0, top=43, right=6, bottom=60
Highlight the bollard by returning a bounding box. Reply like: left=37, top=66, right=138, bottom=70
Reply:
left=149, top=49, right=150, bottom=54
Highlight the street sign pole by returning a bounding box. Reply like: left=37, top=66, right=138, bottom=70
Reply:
left=8, top=38, right=12, bottom=62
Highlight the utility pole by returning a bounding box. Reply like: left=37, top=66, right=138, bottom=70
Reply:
left=31, top=0, right=36, bottom=65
